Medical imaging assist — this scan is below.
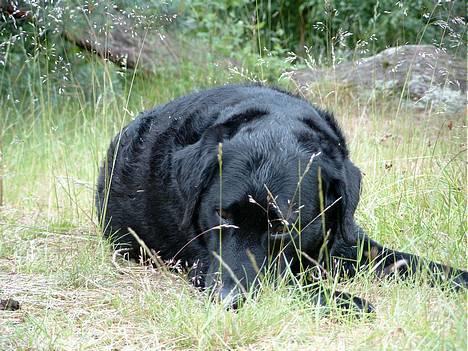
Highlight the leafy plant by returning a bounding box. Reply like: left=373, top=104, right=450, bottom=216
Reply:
left=180, top=0, right=466, bottom=62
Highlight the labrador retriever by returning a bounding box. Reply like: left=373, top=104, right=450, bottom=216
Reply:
left=96, top=84, right=467, bottom=311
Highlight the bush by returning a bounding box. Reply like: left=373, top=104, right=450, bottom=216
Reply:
left=181, top=0, right=466, bottom=61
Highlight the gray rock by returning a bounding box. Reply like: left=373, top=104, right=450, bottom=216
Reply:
left=292, top=45, right=466, bottom=113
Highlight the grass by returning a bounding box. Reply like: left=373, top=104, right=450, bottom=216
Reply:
left=1, top=52, right=467, bottom=350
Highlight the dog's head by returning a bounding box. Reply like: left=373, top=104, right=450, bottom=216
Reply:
left=172, top=106, right=362, bottom=306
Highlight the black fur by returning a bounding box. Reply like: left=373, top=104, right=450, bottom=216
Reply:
left=97, top=84, right=467, bottom=310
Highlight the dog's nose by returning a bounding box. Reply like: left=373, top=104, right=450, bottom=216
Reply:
left=219, top=286, right=242, bottom=309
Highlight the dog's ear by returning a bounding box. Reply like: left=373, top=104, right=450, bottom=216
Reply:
left=172, top=126, right=224, bottom=230
left=322, top=159, right=362, bottom=243
left=172, top=108, right=268, bottom=230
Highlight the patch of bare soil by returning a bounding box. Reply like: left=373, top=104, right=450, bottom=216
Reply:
left=0, top=206, right=193, bottom=350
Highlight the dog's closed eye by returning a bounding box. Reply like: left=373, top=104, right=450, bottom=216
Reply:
left=216, top=208, right=234, bottom=223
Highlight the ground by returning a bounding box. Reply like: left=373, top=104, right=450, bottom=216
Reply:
left=1, top=85, right=466, bottom=350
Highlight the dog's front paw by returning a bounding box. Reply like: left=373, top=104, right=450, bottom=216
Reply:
left=313, top=289, right=375, bottom=314
left=348, top=295, right=375, bottom=314
left=333, top=291, right=375, bottom=314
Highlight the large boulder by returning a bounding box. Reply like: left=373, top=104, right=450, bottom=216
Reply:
left=292, top=45, right=466, bottom=113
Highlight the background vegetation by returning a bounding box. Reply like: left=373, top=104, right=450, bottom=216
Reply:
left=0, top=1, right=466, bottom=350
left=184, top=0, right=466, bottom=59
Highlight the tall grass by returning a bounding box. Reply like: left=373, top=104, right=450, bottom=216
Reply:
left=0, top=1, right=466, bottom=350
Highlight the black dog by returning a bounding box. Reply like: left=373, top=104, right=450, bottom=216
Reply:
left=96, top=84, right=467, bottom=311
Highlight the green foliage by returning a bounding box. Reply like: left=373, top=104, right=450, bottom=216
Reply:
left=0, top=0, right=465, bottom=108
left=181, top=0, right=466, bottom=61
left=177, top=0, right=253, bottom=55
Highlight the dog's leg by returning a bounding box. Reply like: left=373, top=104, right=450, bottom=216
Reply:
left=330, top=226, right=468, bottom=289
left=306, top=285, right=374, bottom=313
